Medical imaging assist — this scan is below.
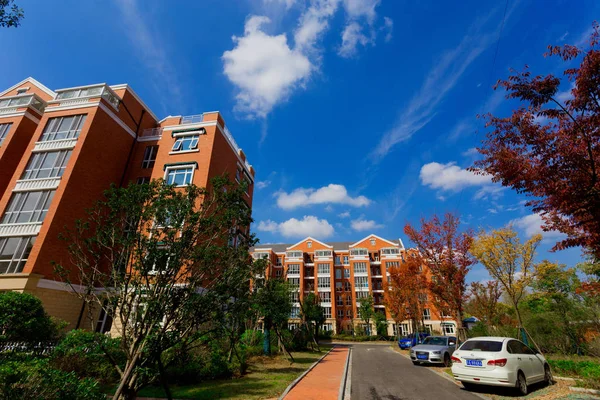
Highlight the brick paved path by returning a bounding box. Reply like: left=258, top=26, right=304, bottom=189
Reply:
left=284, top=346, right=349, bottom=400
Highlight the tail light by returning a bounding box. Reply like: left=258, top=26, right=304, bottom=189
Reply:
left=451, top=356, right=461, bottom=363
left=487, top=358, right=507, bottom=367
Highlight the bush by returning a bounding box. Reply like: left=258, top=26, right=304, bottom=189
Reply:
left=162, top=339, right=232, bottom=385
left=50, top=330, right=123, bottom=384
left=318, top=330, right=333, bottom=340
left=0, top=292, right=60, bottom=342
left=331, top=334, right=382, bottom=342
left=240, top=329, right=264, bottom=347
left=0, top=358, right=104, bottom=400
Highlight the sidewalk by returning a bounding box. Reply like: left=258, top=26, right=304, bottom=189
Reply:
left=284, top=346, right=349, bottom=400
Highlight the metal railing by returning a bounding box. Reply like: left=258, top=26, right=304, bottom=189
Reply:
left=140, top=127, right=163, bottom=138
left=181, top=114, right=204, bottom=124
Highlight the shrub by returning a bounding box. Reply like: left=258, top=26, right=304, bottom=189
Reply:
left=0, top=358, right=104, bottom=400
left=0, top=292, right=60, bottom=342
left=50, top=330, right=123, bottom=384
left=318, top=330, right=333, bottom=340
left=240, top=329, right=264, bottom=347
left=162, top=339, right=232, bottom=385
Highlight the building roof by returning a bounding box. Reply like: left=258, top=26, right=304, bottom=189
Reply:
left=252, top=238, right=402, bottom=253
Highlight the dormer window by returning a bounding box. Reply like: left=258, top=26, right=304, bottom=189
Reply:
left=16, top=88, right=28, bottom=94
left=350, top=248, right=368, bottom=256
left=370, top=238, right=376, bottom=246
left=307, top=241, right=312, bottom=248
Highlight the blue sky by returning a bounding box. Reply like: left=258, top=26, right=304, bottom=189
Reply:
left=1, top=0, right=597, bottom=282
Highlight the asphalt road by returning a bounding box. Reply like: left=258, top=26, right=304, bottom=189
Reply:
left=350, top=343, right=482, bottom=400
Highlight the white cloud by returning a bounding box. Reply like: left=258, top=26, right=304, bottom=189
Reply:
left=420, top=162, right=491, bottom=192
left=325, top=205, right=334, bottom=212
left=257, top=215, right=335, bottom=238
left=557, top=31, right=569, bottom=42
left=256, top=180, right=271, bottom=189
left=263, top=0, right=297, bottom=9
left=338, top=211, right=351, bottom=218
left=294, top=0, right=341, bottom=53
left=275, top=184, right=370, bottom=209
left=473, top=185, right=505, bottom=201
left=511, top=213, right=565, bottom=240
left=338, top=22, right=371, bottom=57
left=351, top=218, right=383, bottom=231
left=462, top=147, right=479, bottom=157
left=222, top=16, right=312, bottom=118
left=556, top=82, right=575, bottom=104
left=382, top=16, right=393, bottom=42
left=342, top=0, right=380, bottom=23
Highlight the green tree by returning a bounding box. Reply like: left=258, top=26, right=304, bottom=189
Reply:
left=252, top=278, right=292, bottom=356
left=300, top=293, right=324, bottom=346
left=0, top=291, right=59, bottom=342
left=0, top=0, right=23, bottom=27
left=373, top=311, right=388, bottom=337
left=358, top=295, right=375, bottom=336
left=55, top=177, right=256, bottom=400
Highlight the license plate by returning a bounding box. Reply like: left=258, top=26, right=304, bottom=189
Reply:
left=417, top=354, right=428, bottom=360
left=466, top=359, right=482, bottom=367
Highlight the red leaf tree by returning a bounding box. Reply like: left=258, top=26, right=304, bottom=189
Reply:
left=404, top=213, right=475, bottom=330
left=465, top=280, right=503, bottom=326
left=473, top=22, right=600, bottom=258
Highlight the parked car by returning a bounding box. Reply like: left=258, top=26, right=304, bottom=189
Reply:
left=410, top=336, right=457, bottom=366
left=451, top=337, right=552, bottom=395
left=398, top=332, right=430, bottom=349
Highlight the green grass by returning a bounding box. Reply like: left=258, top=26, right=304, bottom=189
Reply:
left=136, top=346, right=331, bottom=400
left=546, top=355, right=600, bottom=390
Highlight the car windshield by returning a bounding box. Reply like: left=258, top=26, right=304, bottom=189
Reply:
left=459, top=340, right=503, bottom=352
left=422, top=337, right=447, bottom=346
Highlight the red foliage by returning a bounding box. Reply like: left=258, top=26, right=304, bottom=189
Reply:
left=473, top=22, right=600, bottom=257
left=383, top=249, right=426, bottom=324
left=403, top=213, right=475, bottom=323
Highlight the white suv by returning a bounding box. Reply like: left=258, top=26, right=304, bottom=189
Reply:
left=451, top=337, right=552, bottom=395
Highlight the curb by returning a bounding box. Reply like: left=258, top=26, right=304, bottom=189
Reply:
left=278, top=346, right=335, bottom=400
left=339, top=347, right=352, bottom=400
left=569, top=386, right=600, bottom=395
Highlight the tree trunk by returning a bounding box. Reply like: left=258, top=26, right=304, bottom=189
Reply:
left=113, top=351, right=141, bottom=400
left=263, top=319, right=272, bottom=356
left=157, top=355, right=173, bottom=400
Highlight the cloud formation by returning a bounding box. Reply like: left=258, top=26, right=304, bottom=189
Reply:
left=275, top=184, right=371, bottom=209
left=511, top=213, right=565, bottom=240
left=351, top=218, right=383, bottom=231
left=257, top=215, right=335, bottom=238
left=419, top=162, right=491, bottom=191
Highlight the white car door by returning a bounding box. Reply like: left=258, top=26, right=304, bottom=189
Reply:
left=524, top=345, right=545, bottom=382
left=507, top=340, right=529, bottom=380
left=516, top=341, right=538, bottom=381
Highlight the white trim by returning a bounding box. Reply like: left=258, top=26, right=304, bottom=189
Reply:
left=162, top=121, right=217, bottom=131
left=163, top=163, right=196, bottom=187
left=168, top=149, right=200, bottom=155
left=0, top=110, right=40, bottom=124
left=36, top=278, right=89, bottom=294
left=54, top=82, right=107, bottom=93
left=137, top=136, right=161, bottom=142
left=349, top=234, right=399, bottom=248
left=23, top=111, right=40, bottom=124
left=172, top=129, right=205, bottom=137
left=45, top=100, right=102, bottom=113
left=158, top=115, right=179, bottom=124
left=0, top=77, right=56, bottom=98
left=286, top=236, right=333, bottom=250
left=110, top=84, right=159, bottom=123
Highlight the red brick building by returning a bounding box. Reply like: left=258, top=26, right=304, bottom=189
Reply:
left=0, top=77, right=254, bottom=329
left=252, top=235, right=457, bottom=336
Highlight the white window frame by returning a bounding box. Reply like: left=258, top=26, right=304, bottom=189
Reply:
left=315, top=250, right=332, bottom=257
left=343, top=255, right=349, bottom=264
left=0, top=123, right=12, bottom=146
left=317, top=263, right=330, bottom=275
left=0, top=236, right=36, bottom=274
left=319, top=292, right=331, bottom=303
left=21, top=149, right=72, bottom=180
left=142, top=145, right=158, bottom=169
left=337, top=309, right=344, bottom=317
left=287, top=264, right=300, bottom=274
left=381, top=247, right=400, bottom=255
left=1, top=190, right=55, bottom=224
left=335, top=269, right=341, bottom=279
left=442, top=323, right=456, bottom=335
left=317, top=277, right=330, bottom=289
left=286, top=251, right=302, bottom=258
left=323, top=307, right=332, bottom=319
left=350, top=248, right=368, bottom=256
left=170, top=132, right=200, bottom=154
left=40, top=115, right=87, bottom=142
left=164, top=164, right=195, bottom=187
left=423, top=308, right=431, bottom=321
left=353, top=262, right=368, bottom=274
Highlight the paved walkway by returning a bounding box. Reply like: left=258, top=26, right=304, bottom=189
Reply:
left=285, top=346, right=349, bottom=400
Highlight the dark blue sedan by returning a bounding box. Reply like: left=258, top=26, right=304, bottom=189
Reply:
left=398, top=332, right=430, bottom=349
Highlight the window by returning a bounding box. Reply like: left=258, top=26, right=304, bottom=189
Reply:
left=418, top=293, right=428, bottom=302
left=276, top=257, right=283, bottom=266
left=287, top=278, right=300, bottom=289
left=344, top=269, right=350, bottom=278
left=95, top=300, right=113, bottom=333
left=335, top=269, right=341, bottom=279
left=381, top=248, right=400, bottom=255
left=323, top=307, right=332, bottom=319
left=275, top=269, right=282, bottom=278
left=386, top=261, right=399, bottom=269
left=354, top=276, right=369, bottom=289
left=0, top=96, right=30, bottom=108
left=343, top=255, right=349, bottom=264
left=335, top=256, right=341, bottom=265
left=142, top=145, right=158, bottom=168
left=356, top=291, right=368, bottom=299
left=165, top=165, right=194, bottom=186
left=345, top=295, right=352, bottom=306
left=353, top=262, right=367, bottom=274
left=317, top=263, right=330, bottom=275
left=0, top=123, right=12, bottom=146
left=442, top=323, right=455, bottom=335
left=136, top=177, right=150, bottom=185
left=335, top=281, right=342, bottom=291
left=253, top=252, right=269, bottom=260
left=1, top=191, right=55, bottom=224
left=317, top=277, right=330, bottom=289
left=290, top=291, right=299, bottom=303
left=171, top=134, right=200, bottom=152
left=21, top=150, right=72, bottom=180
left=336, top=296, right=343, bottom=306
left=319, top=292, right=331, bottom=303
left=347, top=309, right=353, bottom=317
left=337, top=309, right=344, bottom=317
left=315, top=250, right=332, bottom=257
left=423, top=308, right=431, bottom=320
left=461, top=340, right=503, bottom=352
left=56, top=86, right=103, bottom=100
left=287, top=264, right=300, bottom=274
left=0, top=236, right=35, bottom=274
left=40, top=115, right=86, bottom=142
left=350, top=248, right=368, bottom=256
left=286, top=251, right=302, bottom=258
left=290, top=307, right=300, bottom=318
left=344, top=281, right=351, bottom=291
left=307, top=241, right=312, bottom=248
left=16, top=88, right=28, bottom=94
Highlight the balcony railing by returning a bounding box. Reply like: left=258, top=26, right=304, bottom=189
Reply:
left=52, top=84, right=120, bottom=110
left=0, top=94, right=45, bottom=115
left=140, top=127, right=163, bottom=138
left=181, top=114, right=204, bottom=124
left=0, top=222, right=42, bottom=237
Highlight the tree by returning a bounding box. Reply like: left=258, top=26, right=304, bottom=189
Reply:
left=465, top=281, right=503, bottom=326
left=383, top=251, right=427, bottom=335
left=358, top=295, right=374, bottom=335
left=404, top=213, right=475, bottom=333
left=300, top=293, right=324, bottom=346
left=252, top=278, right=292, bottom=356
left=0, top=291, right=59, bottom=342
left=473, top=23, right=600, bottom=258
left=471, top=227, right=542, bottom=330
left=373, top=311, right=388, bottom=337
left=0, top=0, right=23, bottom=27
left=55, top=177, right=256, bottom=400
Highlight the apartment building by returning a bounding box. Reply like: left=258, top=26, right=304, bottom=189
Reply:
left=0, top=77, right=254, bottom=330
left=251, top=235, right=457, bottom=337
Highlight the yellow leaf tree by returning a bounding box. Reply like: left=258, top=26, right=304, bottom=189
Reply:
left=471, top=227, right=542, bottom=329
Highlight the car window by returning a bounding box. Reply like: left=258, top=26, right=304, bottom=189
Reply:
left=459, top=340, right=502, bottom=352
left=519, top=342, right=535, bottom=354
left=422, top=337, right=447, bottom=346
left=507, top=340, right=519, bottom=354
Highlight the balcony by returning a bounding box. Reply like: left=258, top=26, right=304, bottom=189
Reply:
left=0, top=222, right=42, bottom=237
left=33, top=138, right=78, bottom=152
left=139, top=127, right=163, bottom=140
left=13, top=177, right=61, bottom=192
left=0, top=94, right=45, bottom=115
left=181, top=114, right=204, bottom=125
left=51, top=84, right=120, bottom=111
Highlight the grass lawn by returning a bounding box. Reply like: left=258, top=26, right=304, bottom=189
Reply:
left=136, top=345, right=331, bottom=400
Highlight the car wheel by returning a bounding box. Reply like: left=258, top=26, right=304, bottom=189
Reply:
left=544, top=364, right=554, bottom=385
left=443, top=353, right=451, bottom=367
left=462, top=382, right=476, bottom=391
left=516, top=371, right=528, bottom=396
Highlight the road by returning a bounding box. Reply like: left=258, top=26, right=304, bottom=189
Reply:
left=350, top=343, right=482, bottom=400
